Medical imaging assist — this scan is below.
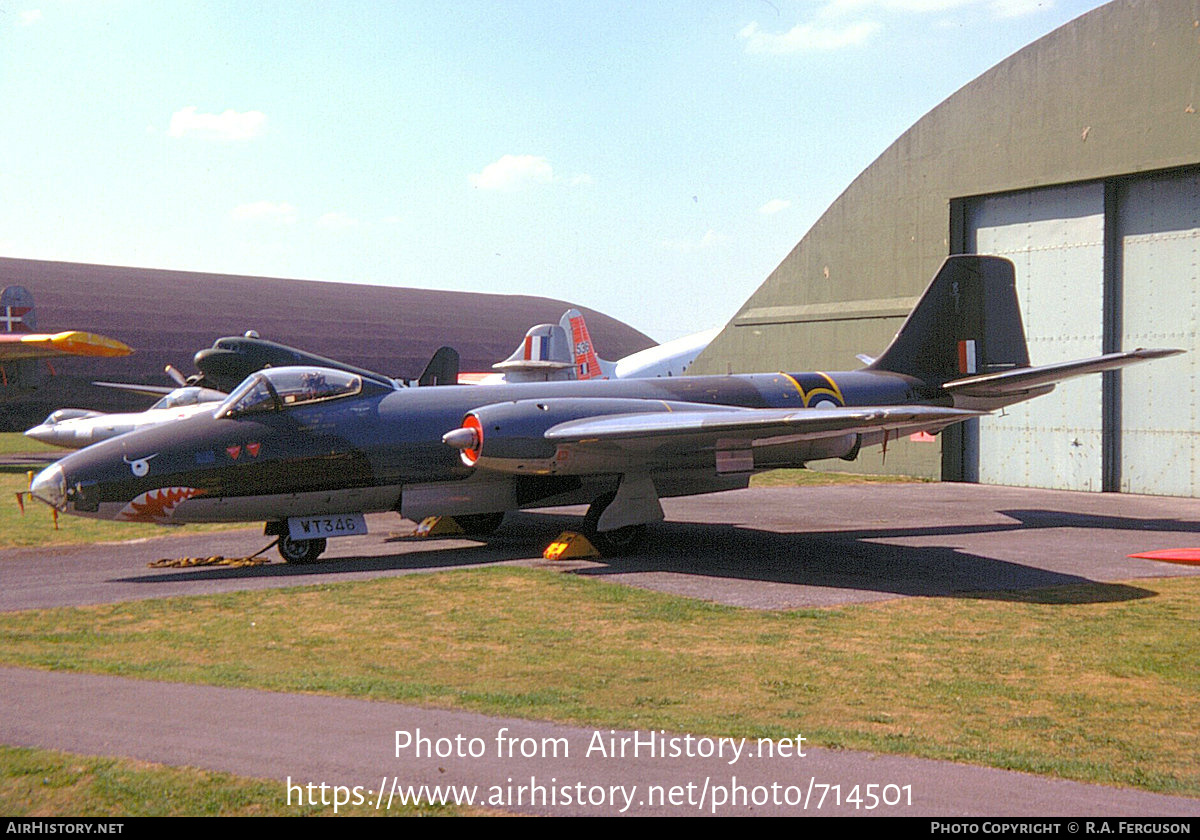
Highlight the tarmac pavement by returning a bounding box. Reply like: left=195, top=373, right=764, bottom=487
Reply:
left=2, top=483, right=1199, bottom=816
left=3, top=483, right=1199, bottom=611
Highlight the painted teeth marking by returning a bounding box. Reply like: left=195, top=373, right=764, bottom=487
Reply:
left=118, top=487, right=203, bottom=523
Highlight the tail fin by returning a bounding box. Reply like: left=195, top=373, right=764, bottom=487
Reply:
left=1, top=286, right=36, bottom=333
left=1, top=286, right=39, bottom=390
left=868, top=255, right=1029, bottom=385
left=417, top=346, right=460, bottom=386
left=563, top=309, right=615, bottom=380
left=491, top=321, right=574, bottom=381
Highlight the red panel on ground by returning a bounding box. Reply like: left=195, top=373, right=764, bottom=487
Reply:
left=1127, top=548, right=1200, bottom=565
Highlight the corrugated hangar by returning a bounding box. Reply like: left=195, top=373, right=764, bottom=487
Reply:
left=693, top=0, right=1200, bottom=496
left=0, top=257, right=652, bottom=430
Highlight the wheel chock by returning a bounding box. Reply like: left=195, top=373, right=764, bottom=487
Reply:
left=415, top=515, right=465, bottom=537
left=543, top=531, right=600, bottom=560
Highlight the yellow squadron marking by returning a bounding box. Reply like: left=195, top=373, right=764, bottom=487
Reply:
left=779, top=372, right=845, bottom=408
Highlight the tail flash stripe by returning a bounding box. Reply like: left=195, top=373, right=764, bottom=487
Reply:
left=959, top=340, right=978, bottom=374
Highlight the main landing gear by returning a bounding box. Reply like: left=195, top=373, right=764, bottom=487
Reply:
left=582, top=492, right=645, bottom=557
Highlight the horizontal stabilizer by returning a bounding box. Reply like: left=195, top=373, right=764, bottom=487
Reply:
left=943, top=348, right=1183, bottom=402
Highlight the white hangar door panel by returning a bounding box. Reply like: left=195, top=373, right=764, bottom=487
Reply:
left=965, top=183, right=1106, bottom=491
left=1119, top=171, right=1200, bottom=497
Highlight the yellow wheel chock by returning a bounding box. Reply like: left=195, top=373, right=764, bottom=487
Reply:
left=543, top=531, right=600, bottom=560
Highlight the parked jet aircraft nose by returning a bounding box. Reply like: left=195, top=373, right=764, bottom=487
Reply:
left=29, top=463, right=67, bottom=511
left=24, top=409, right=99, bottom=448
left=23, top=424, right=58, bottom=446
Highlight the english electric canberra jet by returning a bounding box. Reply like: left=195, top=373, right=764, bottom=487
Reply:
left=28, top=256, right=1180, bottom=562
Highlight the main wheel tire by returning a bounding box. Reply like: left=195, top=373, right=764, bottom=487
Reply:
left=278, top=534, right=326, bottom=564
left=583, top=493, right=645, bottom=557
left=455, top=512, right=505, bottom=536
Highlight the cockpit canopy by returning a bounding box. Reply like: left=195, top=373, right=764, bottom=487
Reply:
left=39, top=408, right=99, bottom=426
left=150, top=387, right=226, bottom=411
left=217, top=366, right=382, bottom=418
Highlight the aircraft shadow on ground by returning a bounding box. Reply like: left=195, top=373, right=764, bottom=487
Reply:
left=113, top=506, right=1200, bottom=605
left=530, top=507, right=1200, bottom=605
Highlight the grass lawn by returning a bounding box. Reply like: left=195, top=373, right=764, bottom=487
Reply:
left=0, top=745, right=471, bottom=816
left=0, top=567, right=1195, bottom=799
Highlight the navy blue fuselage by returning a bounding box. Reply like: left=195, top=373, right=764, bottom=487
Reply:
left=41, top=369, right=928, bottom=521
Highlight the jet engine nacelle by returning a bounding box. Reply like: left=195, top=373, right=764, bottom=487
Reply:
left=444, top=397, right=706, bottom=475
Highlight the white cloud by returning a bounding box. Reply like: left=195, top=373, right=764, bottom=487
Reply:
left=230, top=201, right=297, bottom=224
left=820, top=0, right=975, bottom=14
left=18, top=10, right=43, bottom=26
left=316, top=212, right=359, bottom=230
left=739, top=19, right=881, bottom=53
left=822, top=0, right=1051, bottom=17
left=168, top=106, right=267, bottom=141
left=742, top=0, right=1052, bottom=53
left=660, top=229, right=729, bottom=252
left=469, top=155, right=555, bottom=191
left=989, top=0, right=1053, bottom=18
left=759, top=199, right=792, bottom=215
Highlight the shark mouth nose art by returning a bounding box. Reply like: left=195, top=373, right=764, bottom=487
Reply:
left=118, top=487, right=204, bottom=523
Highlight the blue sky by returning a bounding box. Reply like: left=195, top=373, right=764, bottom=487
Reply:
left=1, top=0, right=1110, bottom=341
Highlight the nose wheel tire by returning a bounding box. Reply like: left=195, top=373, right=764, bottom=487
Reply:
left=583, top=493, right=645, bottom=557
left=277, top=534, right=327, bottom=564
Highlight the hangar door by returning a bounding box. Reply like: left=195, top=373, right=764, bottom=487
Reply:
left=963, top=182, right=1106, bottom=491
left=1118, top=171, right=1199, bottom=496
left=957, top=167, right=1199, bottom=496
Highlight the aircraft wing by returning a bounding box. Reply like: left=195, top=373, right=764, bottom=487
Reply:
left=544, top=404, right=984, bottom=452
left=0, top=331, right=133, bottom=361
left=93, top=381, right=178, bottom=397
left=943, top=348, right=1182, bottom=401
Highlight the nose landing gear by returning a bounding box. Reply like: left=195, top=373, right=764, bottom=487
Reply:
left=276, top=533, right=327, bottom=564
left=265, top=521, right=328, bottom=564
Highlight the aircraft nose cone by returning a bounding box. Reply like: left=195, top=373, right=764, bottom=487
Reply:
left=24, top=425, right=56, bottom=445
left=29, top=463, right=67, bottom=510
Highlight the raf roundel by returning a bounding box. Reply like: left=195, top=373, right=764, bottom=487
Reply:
left=122, top=454, right=157, bottom=477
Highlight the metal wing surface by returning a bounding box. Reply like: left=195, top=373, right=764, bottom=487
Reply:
left=0, top=331, right=133, bottom=361
left=544, top=403, right=984, bottom=454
